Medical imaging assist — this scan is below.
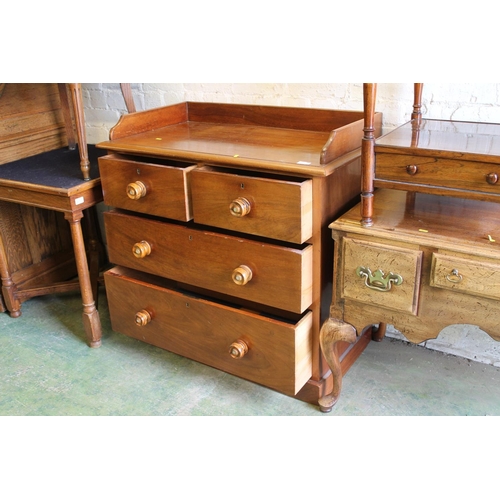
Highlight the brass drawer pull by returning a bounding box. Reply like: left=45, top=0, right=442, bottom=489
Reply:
left=446, top=268, right=463, bottom=283
left=229, top=197, right=252, bottom=217
left=356, top=266, right=403, bottom=292
left=132, top=240, right=152, bottom=258
left=135, top=309, right=152, bottom=326
left=229, top=340, right=249, bottom=359
left=406, top=165, right=418, bottom=175
left=232, top=265, right=253, bottom=285
left=486, top=173, right=498, bottom=185
left=127, top=181, right=147, bottom=200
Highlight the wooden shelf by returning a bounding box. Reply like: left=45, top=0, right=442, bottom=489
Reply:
left=376, top=118, right=500, bottom=163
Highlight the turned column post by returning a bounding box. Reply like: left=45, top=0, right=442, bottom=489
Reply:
left=412, top=83, right=424, bottom=124
left=361, top=83, right=377, bottom=227
left=68, top=83, right=91, bottom=180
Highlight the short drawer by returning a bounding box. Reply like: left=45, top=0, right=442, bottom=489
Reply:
left=104, top=211, right=313, bottom=314
left=376, top=153, right=500, bottom=195
left=341, top=237, right=423, bottom=315
left=431, top=252, right=500, bottom=301
left=99, top=154, right=196, bottom=221
left=190, top=166, right=313, bottom=243
left=104, top=267, right=313, bottom=396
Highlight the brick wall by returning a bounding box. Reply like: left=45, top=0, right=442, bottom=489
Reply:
left=82, top=83, right=500, bottom=143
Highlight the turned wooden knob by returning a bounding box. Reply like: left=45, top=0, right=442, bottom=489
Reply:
left=406, top=164, right=418, bottom=175
left=135, top=309, right=152, bottom=326
left=127, top=181, right=147, bottom=200
left=132, top=240, right=152, bottom=258
left=486, top=172, right=499, bottom=185
left=229, top=340, right=249, bottom=359
left=232, top=265, right=253, bottom=285
left=229, top=197, right=252, bottom=217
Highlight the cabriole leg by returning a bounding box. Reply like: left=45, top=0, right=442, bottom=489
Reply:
left=318, top=317, right=357, bottom=412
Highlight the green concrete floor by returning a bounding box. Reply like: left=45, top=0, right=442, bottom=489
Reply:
left=2, top=290, right=500, bottom=416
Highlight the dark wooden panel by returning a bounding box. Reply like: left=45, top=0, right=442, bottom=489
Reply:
left=0, top=83, right=67, bottom=164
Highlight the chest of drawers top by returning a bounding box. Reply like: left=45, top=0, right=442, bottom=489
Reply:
left=97, top=101, right=381, bottom=176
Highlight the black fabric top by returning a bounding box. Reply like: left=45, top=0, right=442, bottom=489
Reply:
left=0, top=145, right=105, bottom=188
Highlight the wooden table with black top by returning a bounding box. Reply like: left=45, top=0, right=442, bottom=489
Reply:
left=0, top=83, right=104, bottom=347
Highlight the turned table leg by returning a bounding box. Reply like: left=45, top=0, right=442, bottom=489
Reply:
left=65, top=212, right=102, bottom=348
left=82, top=206, right=104, bottom=308
left=318, top=318, right=357, bottom=412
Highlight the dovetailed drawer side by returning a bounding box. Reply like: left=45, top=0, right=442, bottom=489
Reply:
left=104, top=267, right=313, bottom=396
left=99, top=154, right=196, bottom=221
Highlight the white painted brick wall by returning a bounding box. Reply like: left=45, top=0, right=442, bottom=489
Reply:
left=83, top=83, right=500, bottom=366
left=82, top=83, right=500, bottom=143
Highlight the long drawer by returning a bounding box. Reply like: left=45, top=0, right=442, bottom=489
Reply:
left=104, top=267, right=313, bottom=396
left=99, top=154, right=196, bottom=221
left=190, top=166, right=313, bottom=243
left=104, top=210, right=313, bottom=314
left=376, top=152, right=500, bottom=196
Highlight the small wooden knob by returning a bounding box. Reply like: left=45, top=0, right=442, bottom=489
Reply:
left=229, top=340, right=249, bottom=359
left=232, top=265, right=253, bottom=285
left=135, top=309, right=152, bottom=326
left=132, top=240, right=152, bottom=258
left=406, top=165, right=418, bottom=175
left=229, top=197, right=252, bottom=217
left=486, top=173, right=499, bottom=185
left=127, top=181, right=147, bottom=200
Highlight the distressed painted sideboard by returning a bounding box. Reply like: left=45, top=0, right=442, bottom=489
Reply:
left=319, top=84, right=500, bottom=411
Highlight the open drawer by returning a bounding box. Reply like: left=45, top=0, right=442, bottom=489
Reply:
left=104, top=266, right=313, bottom=396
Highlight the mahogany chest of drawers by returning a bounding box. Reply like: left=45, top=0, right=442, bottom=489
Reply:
left=97, top=102, right=382, bottom=404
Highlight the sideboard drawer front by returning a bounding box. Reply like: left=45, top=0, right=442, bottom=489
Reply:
left=191, top=167, right=313, bottom=244
left=341, top=237, right=423, bottom=315
left=431, top=253, right=500, bottom=301
left=376, top=153, right=500, bottom=195
left=104, top=267, right=313, bottom=396
left=99, top=155, right=196, bottom=221
left=104, top=211, right=313, bottom=314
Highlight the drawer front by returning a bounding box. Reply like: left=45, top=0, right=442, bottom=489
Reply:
left=104, top=211, right=313, bottom=314
left=431, top=253, right=500, bottom=301
left=341, top=237, right=423, bottom=315
left=104, top=267, right=313, bottom=396
left=376, top=153, right=500, bottom=195
left=190, top=167, right=313, bottom=243
left=99, top=154, right=196, bottom=221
